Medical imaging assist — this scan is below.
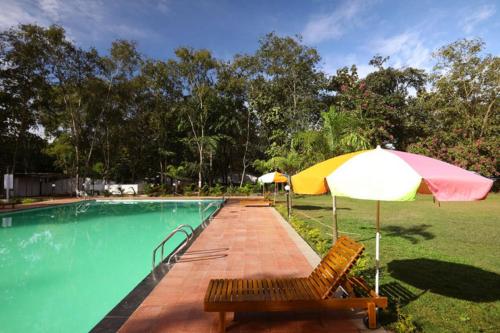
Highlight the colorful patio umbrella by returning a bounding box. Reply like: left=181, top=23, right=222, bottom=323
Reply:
left=324, top=146, right=493, bottom=294
left=292, top=146, right=493, bottom=294
left=257, top=172, right=288, bottom=184
left=258, top=172, right=288, bottom=204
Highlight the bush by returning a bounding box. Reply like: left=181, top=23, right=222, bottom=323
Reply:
left=20, top=198, right=40, bottom=204
left=143, top=183, right=173, bottom=196
left=209, top=183, right=224, bottom=196
left=239, top=184, right=252, bottom=196
left=225, top=185, right=237, bottom=196
left=143, top=183, right=154, bottom=195
left=388, top=303, right=419, bottom=333
left=276, top=205, right=332, bottom=257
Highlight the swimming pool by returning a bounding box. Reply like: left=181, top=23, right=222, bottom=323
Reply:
left=0, top=199, right=222, bottom=333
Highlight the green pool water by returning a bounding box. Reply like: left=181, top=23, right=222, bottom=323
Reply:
left=0, top=199, right=221, bottom=333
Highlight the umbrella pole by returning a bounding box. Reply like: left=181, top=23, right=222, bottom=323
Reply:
left=332, top=196, right=338, bottom=242
left=274, top=183, right=277, bottom=205
left=375, top=200, right=380, bottom=295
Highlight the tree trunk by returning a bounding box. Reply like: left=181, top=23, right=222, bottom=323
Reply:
left=479, top=99, right=496, bottom=138
left=75, top=145, right=80, bottom=196
left=198, top=144, right=203, bottom=195
left=240, top=109, right=251, bottom=187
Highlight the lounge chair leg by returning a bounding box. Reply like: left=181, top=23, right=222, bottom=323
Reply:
left=219, top=311, right=226, bottom=333
left=367, top=302, right=376, bottom=329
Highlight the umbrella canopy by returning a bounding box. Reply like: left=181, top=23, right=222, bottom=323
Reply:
left=325, top=146, right=493, bottom=201
left=324, top=146, right=493, bottom=294
left=258, top=172, right=288, bottom=184
left=291, top=151, right=365, bottom=194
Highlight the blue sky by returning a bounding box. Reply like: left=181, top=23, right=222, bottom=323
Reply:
left=1, top=0, right=498, bottom=77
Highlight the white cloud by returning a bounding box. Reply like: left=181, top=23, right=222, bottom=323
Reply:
left=38, top=0, right=62, bottom=21
left=0, top=0, right=158, bottom=45
left=0, top=1, right=45, bottom=30
left=321, top=53, right=375, bottom=78
left=460, top=4, right=495, bottom=33
left=157, top=0, right=170, bottom=14
left=302, top=0, right=366, bottom=44
left=370, top=31, right=432, bottom=70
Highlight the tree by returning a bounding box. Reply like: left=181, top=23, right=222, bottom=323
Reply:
left=250, top=33, right=327, bottom=156
left=0, top=24, right=55, bottom=174
left=40, top=30, right=103, bottom=194
left=408, top=38, right=499, bottom=177
left=99, top=40, right=142, bottom=183
left=328, top=60, right=427, bottom=150
left=321, top=106, right=369, bottom=155
left=173, top=48, right=219, bottom=191
left=219, top=55, right=261, bottom=186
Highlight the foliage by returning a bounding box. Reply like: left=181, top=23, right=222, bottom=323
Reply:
left=1, top=23, right=497, bottom=188
left=388, top=303, right=419, bottom=333
left=209, top=183, right=224, bottom=196
left=275, top=204, right=331, bottom=256
left=321, top=105, right=369, bottom=154
left=407, top=39, right=499, bottom=177
left=20, top=197, right=42, bottom=204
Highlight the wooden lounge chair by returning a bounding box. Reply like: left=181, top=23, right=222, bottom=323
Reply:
left=239, top=199, right=271, bottom=207
left=204, top=236, right=387, bottom=332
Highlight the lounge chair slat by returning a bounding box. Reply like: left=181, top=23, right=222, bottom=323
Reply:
left=298, top=278, right=315, bottom=300
left=213, top=280, right=221, bottom=302
left=308, top=273, right=326, bottom=297
left=271, top=279, right=283, bottom=301
left=298, top=278, right=317, bottom=299
left=205, top=280, right=215, bottom=303
left=280, top=279, right=293, bottom=301
left=226, top=279, right=233, bottom=301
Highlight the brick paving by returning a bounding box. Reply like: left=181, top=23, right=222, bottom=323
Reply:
left=118, top=202, right=372, bottom=333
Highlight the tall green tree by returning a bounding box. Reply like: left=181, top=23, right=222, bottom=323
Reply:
left=0, top=24, right=55, bottom=174
left=409, top=39, right=499, bottom=177
left=173, top=48, right=219, bottom=190
left=250, top=33, right=326, bottom=157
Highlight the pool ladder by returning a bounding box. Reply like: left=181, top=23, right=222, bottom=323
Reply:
left=151, top=201, right=223, bottom=277
left=151, top=224, right=195, bottom=274
left=75, top=201, right=92, bottom=215
left=200, top=201, right=219, bottom=225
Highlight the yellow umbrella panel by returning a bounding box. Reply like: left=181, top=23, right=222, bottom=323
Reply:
left=291, top=151, right=365, bottom=194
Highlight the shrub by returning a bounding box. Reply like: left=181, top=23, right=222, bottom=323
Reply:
left=143, top=183, right=154, bottom=195
left=209, top=184, right=224, bottom=196
left=20, top=198, right=39, bottom=204
left=389, top=303, right=419, bottom=333
left=225, top=185, right=237, bottom=196
left=276, top=205, right=332, bottom=257
left=239, top=184, right=252, bottom=196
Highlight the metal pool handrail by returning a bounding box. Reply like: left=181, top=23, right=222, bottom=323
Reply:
left=152, top=224, right=195, bottom=274
left=75, top=200, right=93, bottom=215
left=201, top=201, right=220, bottom=222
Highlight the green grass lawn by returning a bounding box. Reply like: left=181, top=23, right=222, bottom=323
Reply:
left=276, top=193, right=500, bottom=333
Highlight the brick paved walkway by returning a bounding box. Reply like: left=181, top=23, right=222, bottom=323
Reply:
left=118, top=202, right=371, bottom=333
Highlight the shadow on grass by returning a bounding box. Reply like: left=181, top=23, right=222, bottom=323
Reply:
left=388, top=259, right=500, bottom=302
left=380, top=281, right=425, bottom=306
left=293, top=205, right=351, bottom=211
left=378, top=281, right=426, bottom=327
left=382, top=224, right=434, bottom=244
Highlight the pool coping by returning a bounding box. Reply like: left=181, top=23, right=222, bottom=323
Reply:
left=89, top=199, right=226, bottom=333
